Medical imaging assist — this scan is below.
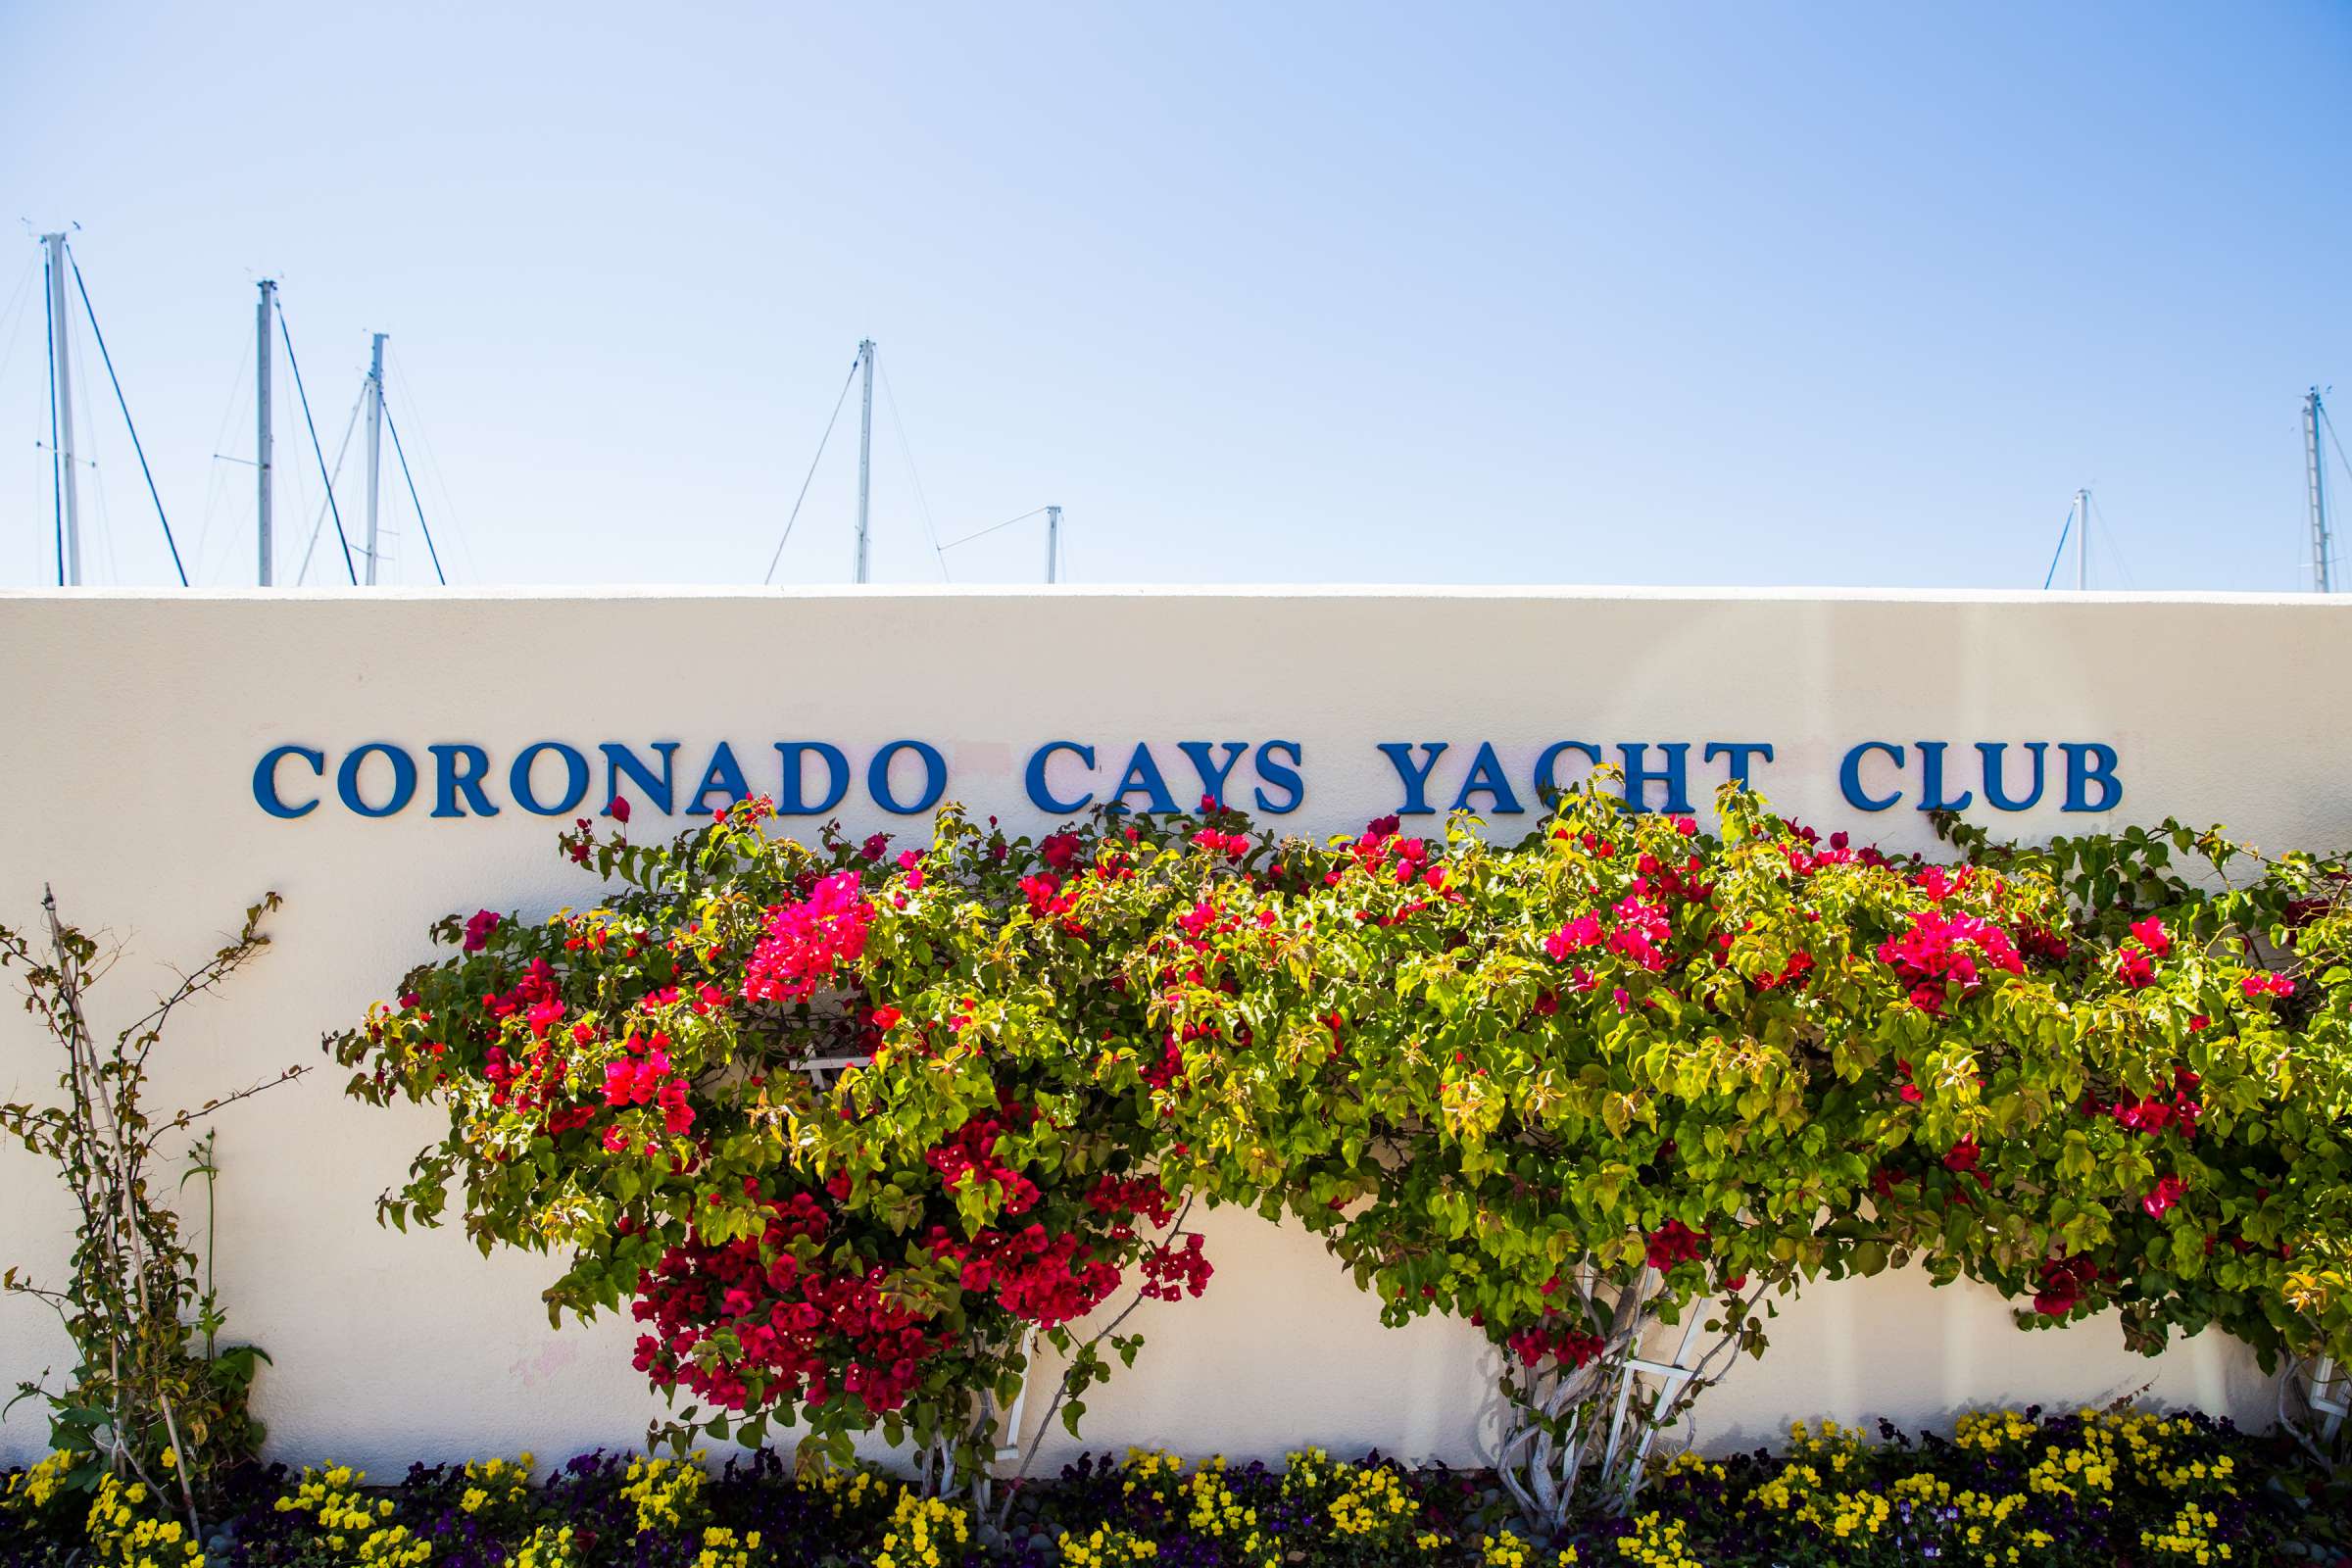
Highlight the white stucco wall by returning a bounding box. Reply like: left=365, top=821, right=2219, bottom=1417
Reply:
left=1, top=585, right=2341, bottom=1472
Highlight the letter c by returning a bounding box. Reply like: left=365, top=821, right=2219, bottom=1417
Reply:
left=1838, top=741, right=1906, bottom=812
left=254, top=745, right=325, bottom=818
left=1024, top=741, right=1096, bottom=814
left=1534, top=741, right=1604, bottom=804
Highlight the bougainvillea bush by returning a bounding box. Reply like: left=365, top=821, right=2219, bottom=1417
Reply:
left=332, top=800, right=1218, bottom=1494
left=5, top=1406, right=2348, bottom=1568
left=1148, top=788, right=2352, bottom=1524
left=329, top=779, right=2352, bottom=1528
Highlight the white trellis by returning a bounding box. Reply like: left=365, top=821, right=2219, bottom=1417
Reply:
left=1609, top=1301, right=1712, bottom=1486
left=1497, top=1265, right=1763, bottom=1531
left=2290, top=1354, right=2348, bottom=1447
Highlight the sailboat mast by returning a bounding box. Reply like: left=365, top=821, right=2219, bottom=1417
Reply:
left=854, top=338, right=875, bottom=583
left=2307, top=389, right=2332, bottom=593
left=42, top=234, right=81, bottom=586
left=257, top=279, right=276, bottom=586
left=365, top=332, right=387, bottom=585
left=1046, top=505, right=1060, bottom=583
left=2074, top=488, right=2090, bottom=590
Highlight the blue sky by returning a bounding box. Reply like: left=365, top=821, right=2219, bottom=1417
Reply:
left=3, top=3, right=2347, bottom=591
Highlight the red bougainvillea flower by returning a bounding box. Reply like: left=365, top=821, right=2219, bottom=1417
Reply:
left=1139, top=1232, right=1213, bottom=1300
left=1507, top=1320, right=1606, bottom=1369
left=1644, top=1219, right=1707, bottom=1271
left=2243, top=971, right=2295, bottom=1000
left=463, top=909, right=501, bottom=953
left=2015, top=922, right=2072, bottom=964
left=923, top=1220, right=1128, bottom=1327
left=2130, top=917, right=2171, bottom=957
left=2110, top=1068, right=2203, bottom=1139
left=2116, top=948, right=2156, bottom=989
left=2142, top=1174, right=2187, bottom=1218
left=609, top=795, right=632, bottom=825
left=2034, top=1253, right=2096, bottom=1317
left=923, top=1113, right=1042, bottom=1215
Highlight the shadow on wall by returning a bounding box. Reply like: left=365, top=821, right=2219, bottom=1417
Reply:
left=1002, top=1205, right=2274, bottom=1470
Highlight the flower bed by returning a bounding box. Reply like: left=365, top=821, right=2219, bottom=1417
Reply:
left=4, top=1405, right=2347, bottom=1567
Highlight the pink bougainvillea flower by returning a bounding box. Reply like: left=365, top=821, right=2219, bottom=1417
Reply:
left=743, top=871, right=876, bottom=1004
left=1544, top=914, right=1603, bottom=961
left=1876, top=909, right=2024, bottom=1016
left=463, top=909, right=500, bottom=953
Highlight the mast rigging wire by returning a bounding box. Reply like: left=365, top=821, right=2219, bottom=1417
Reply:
left=274, top=298, right=359, bottom=584
left=0, top=256, right=39, bottom=399
left=295, top=386, right=365, bottom=585
left=2088, top=493, right=2138, bottom=591
left=68, top=248, right=186, bottom=586
left=385, top=343, right=480, bottom=583
left=193, top=318, right=255, bottom=584
left=762, top=355, right=860, bottom=585
left=380, top=401, right=447, bottom=585
left=81, top=355, right=122, bottom=586
left=2038, top=504, right=2075, bottom=590
left=2321, top=399, right=2352, bottom=490
left=877, top=358, right=951, bottom=581
left=940, top=507, right=1047, bottom=552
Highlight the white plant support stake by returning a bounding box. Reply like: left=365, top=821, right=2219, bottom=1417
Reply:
left=1617, top=1305, right=1710, bottom=1501
left=995, top=1325, right=1040, bottom=1464
left=2302, top=1354, right=2348, bottom=1444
